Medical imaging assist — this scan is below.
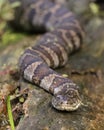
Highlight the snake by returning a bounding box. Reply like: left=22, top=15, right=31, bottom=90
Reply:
left=9, top=0, right=84, bottom=111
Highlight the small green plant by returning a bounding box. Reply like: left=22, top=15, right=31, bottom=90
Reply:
left=7, top=95, right=15, bottom=130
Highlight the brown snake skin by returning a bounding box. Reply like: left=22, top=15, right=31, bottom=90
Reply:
left=9, top=0, right=84, bottom=111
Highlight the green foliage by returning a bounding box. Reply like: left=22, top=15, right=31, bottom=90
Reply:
left=0, top=0, right=21, bottom=47
left=0, top=0, right=20, bottom=21
left=89, top=2, right=104, bottom=16
left=89, top=3, right=99, bottom=15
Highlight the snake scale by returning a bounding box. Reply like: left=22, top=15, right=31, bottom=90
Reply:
left=9, top=0, right=84, bottom=111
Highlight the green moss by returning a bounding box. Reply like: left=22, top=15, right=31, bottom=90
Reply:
left=2, top=31, right=25, bottom=45
left=0, top=30, right=25, bottom=49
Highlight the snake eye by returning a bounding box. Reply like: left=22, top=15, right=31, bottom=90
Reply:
left=56, top=95, right=63, bottom=100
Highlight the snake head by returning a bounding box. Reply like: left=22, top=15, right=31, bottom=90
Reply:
left=52, top=87, right=82, bottom=111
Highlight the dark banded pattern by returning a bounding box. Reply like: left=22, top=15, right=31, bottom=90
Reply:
left=9, top=0, right=84, bottom=111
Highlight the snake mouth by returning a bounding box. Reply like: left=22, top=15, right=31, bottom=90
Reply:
left=52, top=96, right=82, bottom=111
left=52, top=89, right=82, bottom=111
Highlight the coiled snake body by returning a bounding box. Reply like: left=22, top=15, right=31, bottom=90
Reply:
left=9, top=0, right=84, bottom=111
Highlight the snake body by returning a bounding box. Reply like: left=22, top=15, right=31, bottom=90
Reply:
left=9, top=0, right=84, bottom=111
